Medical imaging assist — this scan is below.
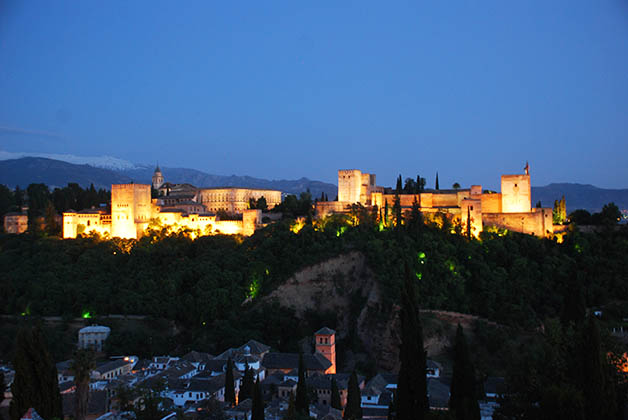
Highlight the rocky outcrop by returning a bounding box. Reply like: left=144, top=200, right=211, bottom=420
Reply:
left=264, top=251, right=403, bottom=371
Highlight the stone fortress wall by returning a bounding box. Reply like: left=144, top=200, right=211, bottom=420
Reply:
left=198, top=188, right=282, bottom=213
left=62, top=166, right=274, bottom=239
left=316, top=165, right=559, bottom=238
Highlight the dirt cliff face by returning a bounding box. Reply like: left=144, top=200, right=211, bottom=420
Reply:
left=264, top=251, right=403, bottom=371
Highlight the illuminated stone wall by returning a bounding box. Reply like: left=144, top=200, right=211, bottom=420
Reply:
left=198, top=188, right=281, bottom=213
left=111, top=184, right=151, bottom=239
left=481, top=193, right=502, bottom=213
left=501, top=174, right=531, bottom=213
left=338, top=169, right=363, bottom=203
left=62, top=185, right=263, bottom=239
left=482, top=208, right=553, bottom=237
left=461, top=198, right=483, bottom=238
left=315, top=201, right=349, bottom=218
left=3, top=213, right=28, bottom=234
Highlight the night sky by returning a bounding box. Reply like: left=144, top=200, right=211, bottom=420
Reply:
left=1, top=1, right=627, bottom=190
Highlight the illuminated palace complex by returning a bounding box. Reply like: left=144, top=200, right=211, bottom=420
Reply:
left=316, top=164, right=560, bottom=238
left=62, top=166, right=282, bottom=239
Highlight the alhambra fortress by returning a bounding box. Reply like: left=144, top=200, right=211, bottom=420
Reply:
left=316, top=164, right=559, bottom=238
left=41, top=163, right=560, bottom=239
left=61, top=166, right=283, bottom=239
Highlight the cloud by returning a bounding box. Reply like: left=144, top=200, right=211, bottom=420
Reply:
left=0, top=125, right=65, bottom=140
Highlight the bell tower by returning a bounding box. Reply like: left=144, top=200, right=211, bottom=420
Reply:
left=314, top=327, right=336, bottom=374
left=152, top=164, right=164, bottom=190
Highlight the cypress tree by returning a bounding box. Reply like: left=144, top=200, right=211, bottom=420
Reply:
left=10, top=326, right=62, bottom=420
left=252, top=376, right=265, bottom=420
left=295, top=353, right=309, bottom=415
left=0, top=371, right=4, bottom=406
left=396, top=264, right=428, bottom=420
left=387, top=395, right=394, bottom=420
left=560, top=272, right=586, bottom=327
left=71, top=348, right=95, bottom=420
left=343, top=371, right=362, bottom=420
left=225, top=358, right=236, bottom=407
left=582, top=315, right=607, bottom=420
left=239, top=362, right=254, bottom=402
left=331, top=377, right=342, bottom=410
left=396, top=175, right=402, bottom=194
left=449, top=324, right=480, bottom=420
left=467, top=206, right=472, bottom=240
left=435, top=172, right=439, bottom=190
left=393, top=193, right=402, bottom=228
left=408, top=196, right=422, bottom=233
left=384, top=199, right=389, bottom=226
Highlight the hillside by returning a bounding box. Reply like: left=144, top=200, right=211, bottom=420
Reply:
left=0, top=156, right=337, bottom=198
left=0, top=157, right=133, bottom=190
left=532, top=183, right=628, bottom=213
left=119, top=166, right=337, bottom=198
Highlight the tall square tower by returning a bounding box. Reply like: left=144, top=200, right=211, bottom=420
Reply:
left=314, top=327, right=336, bottom=374
left=111, top=184, right=151, bottom=239
left=338, top=170, right=362, bottom=203
left=501, top=174, right=531, bottom=213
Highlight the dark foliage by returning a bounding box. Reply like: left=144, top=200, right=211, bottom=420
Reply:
left=9, top=326, right=62, bottom=420
left=343, top=371, right=362, bottom=420
left=449, top=325, right=480, bottom=420
left=396, top=264, right=428, bottom=420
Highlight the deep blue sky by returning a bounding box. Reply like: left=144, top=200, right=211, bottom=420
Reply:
left=1, top=1, right=627, bottom=189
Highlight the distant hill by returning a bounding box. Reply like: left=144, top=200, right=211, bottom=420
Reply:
left=532, top=183, right=628, bottom=213
left=0, top=157, right=337, bottom=199
left=0, top=157, right=133, bottom=190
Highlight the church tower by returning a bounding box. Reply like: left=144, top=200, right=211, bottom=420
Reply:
left=314, top=327, right=336, bottom=374
left=152, top=165, right=164, bottom=190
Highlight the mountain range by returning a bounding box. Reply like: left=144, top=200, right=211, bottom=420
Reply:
left=0, top=156, right=626, bottom=213
left=0, top=157, right=338, bottom=199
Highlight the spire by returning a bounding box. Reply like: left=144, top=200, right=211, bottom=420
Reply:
left=154, top=163, right=161, bottom=174
left=524, top=161, right=530, bottom=175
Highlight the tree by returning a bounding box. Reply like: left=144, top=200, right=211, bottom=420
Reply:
left=417, top=175, right=426, bottom=192
left=114, top=384, right=134, bottom=412
left=581, top=315, right=607, bottom=420
left=560, top=272, right=585, bottom=327
left=239, top=362, right=254, bottom=402
left=595, top=202, right=621, bottom=225
left=449, top=324, right=480, bottom=420
left=435, top=172, right=439, bottom=190
left=569, top=209, right=591, bottom=225
left=225, top=358, right=236, bottom=407
left=284, top=393, right=296, bottom=420
left=395, top=175, right=403, bottom=193
left=10, top=326, right=62, bottom=420
left=44, top=201, right=60, bottom=235
left=252, top=376, right=265, bottom=420
left=295, top=353, right=309, bottom=415
left=331, top=377, right=342, bottom=410
left=396, top=264, right=428, bottom=420
left=466, top=206, right=472, bottom=240
left=343, top=371, right=362, bottom=420
left=0, top=371, right=5, bottom=406
left=452, top=182, right=461, bottom=190
left=553, top=196, right=566, bottom=224
left=403, top=178, right=417, bottom=194
left=384, top=199, right=389, bottom=227
left=407, top=196, right=422, bottom=234
left=71, top=348, right=95, bottom=420
left=134, top=390, right=163, bottom=420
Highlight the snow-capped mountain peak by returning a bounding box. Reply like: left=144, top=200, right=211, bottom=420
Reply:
left=0, top=150, right=141, bottom=170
